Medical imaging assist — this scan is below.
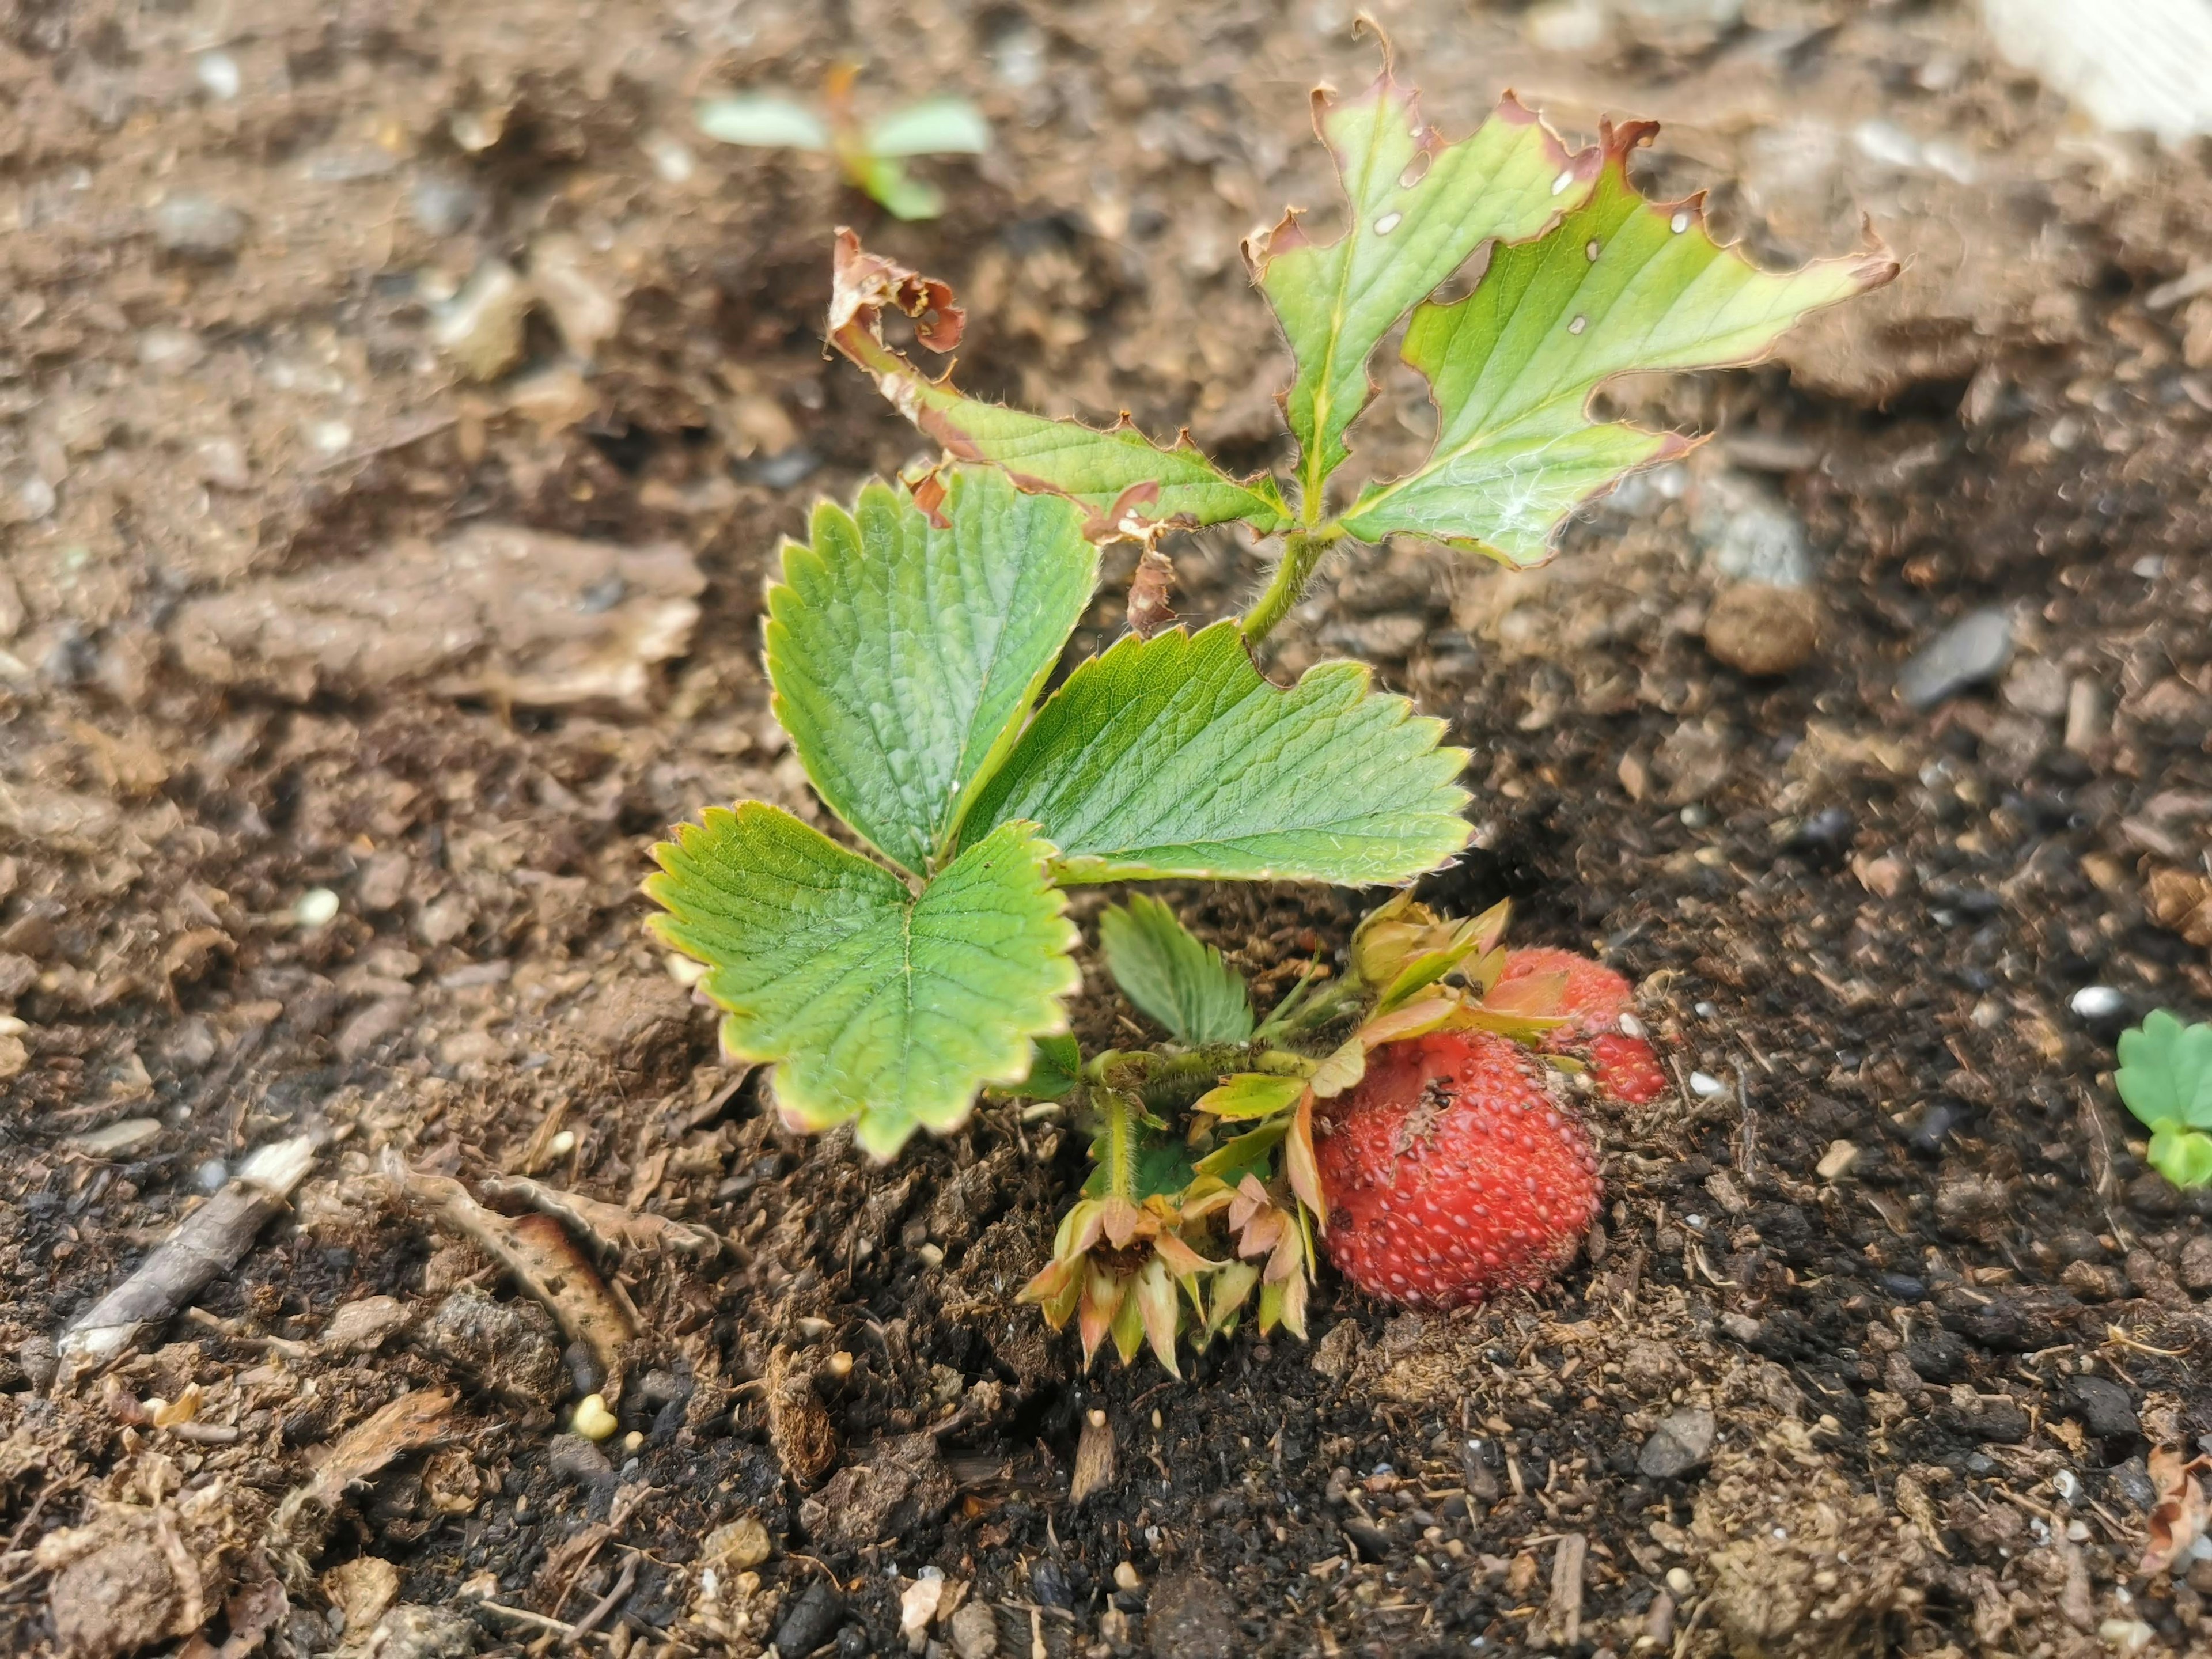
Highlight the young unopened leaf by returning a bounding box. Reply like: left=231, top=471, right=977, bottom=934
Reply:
left=1339, top=124, right=1899, bottom=564
left=766, top=469, right=1097, bottom=874
left=866, top=96, right=990, bottom=157
left=2118, top=1010, right=2212, bottom=1131
left=1099, top=894, right=1255, bottom=1044
left=964, top=620, right=1470, bottom=884
left=1249, top=71, right=1597, bottom=515
left=828, top=232, right=1291, bottom=533
left=646, top=808, right=1078, bottom=1158
left=698, top=94, right=832, bottom=151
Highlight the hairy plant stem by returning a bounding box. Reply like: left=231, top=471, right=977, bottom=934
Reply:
left=1240, top=524, right=1344, bottom=646
left=1099, top=1088, right=1141, bottom=1199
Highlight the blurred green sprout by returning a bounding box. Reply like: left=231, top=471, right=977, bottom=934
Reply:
left=2118, top=1009, right=2212, bottom=1188
left=698, top=64, right=989, bottom=221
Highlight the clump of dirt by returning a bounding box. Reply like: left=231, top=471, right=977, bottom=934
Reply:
left=5, top=1, right=2212, bottom=1656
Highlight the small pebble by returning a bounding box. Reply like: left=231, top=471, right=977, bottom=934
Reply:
left=1665, top=1566, right=1694, bottom=1597
left=571, top=1393, right=618, bottom=1441
left=1688, top=1071, right=1725, bottom=1099
left=772, top=1581, right=847, bottom=1657
left=1704, top=581, right=1819, bottom=676
left=194, top=1157, right=230, bottom=1193
left=195, top=52, right=241, bottom=100
left=294, top=887, right=341, bottom=929
left=1897, top=607, right=2013, bottom=709
left=152, top=195, right=248, bottom=259
left=1638, top=1408, right=1718, bottom=1480
left=435, top=260, right=531, bottom=381
left=1816, top=1141, right=1859, bottom=1181
left=1113, top=1561, right=1141, bottom=1591
left=2069, top=985, right=2126, bottom=1021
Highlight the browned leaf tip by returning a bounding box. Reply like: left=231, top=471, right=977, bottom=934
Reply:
left=907, top=466, right=951, bottom=528
left=2140, top=1447, right=2210, bottom=1578
left=830, top=227, right=964, bottom=353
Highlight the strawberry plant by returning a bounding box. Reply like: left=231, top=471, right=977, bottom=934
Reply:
left=698, top=65, right=988, bottom=221
left=650, top=46, right=1892, bottom=1371
left=2118, top=1010, right=2212, bottom=1188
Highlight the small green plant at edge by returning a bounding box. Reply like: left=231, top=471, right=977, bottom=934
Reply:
left=650, top=40, right=1897, bottom=1373
left=698, top=63, right=989, bottom=221
left=2118, top=1010, right=2212, bottom=1188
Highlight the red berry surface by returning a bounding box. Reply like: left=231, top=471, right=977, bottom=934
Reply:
left=1315, top=1031, right=1603, bottom=1310
left=1498, top=946, right=1666, bottom=1105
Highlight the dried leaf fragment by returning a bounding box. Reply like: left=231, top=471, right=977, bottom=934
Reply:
left=2140, top=1448, right=2210, bottom=1577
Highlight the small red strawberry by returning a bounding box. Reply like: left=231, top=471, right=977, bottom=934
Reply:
left=1498, top=947, right=1667, bottom=1105
left=1314, top=1031, right=1602, bottom=1309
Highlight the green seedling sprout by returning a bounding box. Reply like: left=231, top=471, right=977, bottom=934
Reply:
left=698, top=63, right=989, bottom=221
left=650, top=39, right=1894, bottom=1373
left=2118, top=1010, right=2212, bottom=1188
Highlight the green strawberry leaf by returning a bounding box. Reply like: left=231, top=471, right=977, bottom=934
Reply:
left=2149, top=1123, right=2212, bottom=1190
left=828, top=230, right=1292, bottom=533
left=865, top=96, right=990, bottom=157
left=963, top=620, right=1470, bottom=885
left=1006, top=1032, right=1082, bottom=1101
left=1249, top=71, right=1598, bottom=516
left=766, top=468, right=1097, bottom=875
left=1192, top=1073, right=1308, bottom=1121
left=1338, top=122, right=1899, bottom=565
left=1098, top=894, right=1255, bottom=1044
left=698, top=93, right=833, bottom=151
left=1193, top=1118, right=1291, bottom=1184
left=646, top=808, right=1078, bottom=1158
left=2118, top=1009, right=2212, bottom=1131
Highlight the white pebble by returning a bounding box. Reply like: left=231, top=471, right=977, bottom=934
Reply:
left=196, top=52, right=241, bottom=100
left=1688, top=1070, right=1726, bottom=1098
left=294, top=887, right=340, bottom=929
left=2069, top=986, right=2124, bottom=1020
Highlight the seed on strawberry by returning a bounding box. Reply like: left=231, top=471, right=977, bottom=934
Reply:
left=1315, top=1030, right=1602, bottom=1310
left=1498, top=946, right=1666, bottom=1105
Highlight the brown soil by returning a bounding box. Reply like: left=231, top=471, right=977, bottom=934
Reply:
left=5, top=2, right=2212, bottom=1657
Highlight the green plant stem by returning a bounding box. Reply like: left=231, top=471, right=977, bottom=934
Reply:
left=1091, top=1044, right=1311, bottom=1090
left=1252, top=974, right=1365, bottom=1043
left=1240, top=525, right=1343, bottom=646
left=1100, top=1089, right=1140, bottom=1199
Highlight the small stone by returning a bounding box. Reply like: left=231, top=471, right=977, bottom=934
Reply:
left=1637, top=1408, right=1718, bottom=1479
left=1816, top=1141, right=1859, bottom=1181
left=323, top=1296, right=410, bottom=1352
left=1703, top=582, right=1819, bottom=676
left=1897, top=607, right=2013, bottom=709
left=151, top=195, right=248, bottom=259
left=2066, top=1374, right=2139, bottom=1440
left=1665, top=1566, right=1695, bottom=1597
left=365, top=1605, right=476, bottom=1659
left=2002, top=656, right=2070, bottom=719
left=1692, top=469, right=1814, bottom=586
left=773, top=1580, right=846, bottom=1657
left=948, top=1600, right=999, bottom=1658
left=435, top=260, right=531, bottom=381
left=702, top=1516, right=771, bottom=1574
left=1113, top=1561, right=1141, bottom=1591
left=294, top=887, right=341, bottom=929
left=411, top=173, right=486, bottom=237
left=2069, top=985, right=2126, bottom=1022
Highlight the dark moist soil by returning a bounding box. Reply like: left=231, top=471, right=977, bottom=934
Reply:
left=5, top=2, right=2212, bottom=1656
